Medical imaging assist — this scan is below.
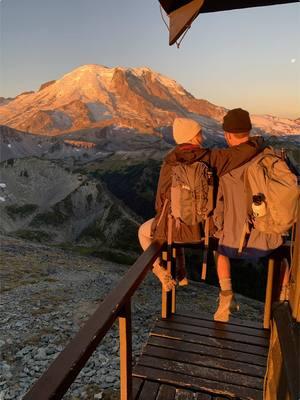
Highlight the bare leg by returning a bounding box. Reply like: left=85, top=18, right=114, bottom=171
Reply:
left=216, top=253, right=232, bottom=291
left=214, top=253, right=239, bottom=322
left=138, top=219, right=175, bottom=291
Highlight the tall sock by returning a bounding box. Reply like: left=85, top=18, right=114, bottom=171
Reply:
left=219, top=278, right=232, bottom=292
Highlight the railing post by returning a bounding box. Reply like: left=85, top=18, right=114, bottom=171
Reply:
left=172, top=247, right=176, bottom=314
left=119, top=301, right=132, bottom=400
left=291, top=206, right=300, bottom=322
left=162, top=215, right=177, bottom=319
left=264, top=257, right=275, bottom=329
left=161, top=247, right=176, bottom=318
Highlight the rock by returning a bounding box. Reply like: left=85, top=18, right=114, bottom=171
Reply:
left=35, top=348, right=47, bottom=360
left=94, top=393, right=103, bottom=399
left=105, top=375, right=116, bottom=384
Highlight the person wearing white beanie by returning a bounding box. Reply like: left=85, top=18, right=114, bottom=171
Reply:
left=173, top=117, right=202, bottom=144
left=138, top=116, right=264, bottom=292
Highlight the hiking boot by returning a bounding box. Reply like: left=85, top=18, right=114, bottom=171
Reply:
left=152, top=264, right=176, bottom=292
left=214, top=291, right=239, bottom=322
left=178, top=277, right=189, bottom=286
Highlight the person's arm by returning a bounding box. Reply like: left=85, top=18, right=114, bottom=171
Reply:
left=210, top=136, right=264, bottom=177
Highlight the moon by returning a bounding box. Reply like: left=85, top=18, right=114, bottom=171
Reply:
left=291, top=58, right=296, bottom=63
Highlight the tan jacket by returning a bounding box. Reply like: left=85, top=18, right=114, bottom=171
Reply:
left=152, top=138, right=264, bottom=243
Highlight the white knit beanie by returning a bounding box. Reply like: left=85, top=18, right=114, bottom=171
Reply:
left=173, top=118, right=202, bottom=144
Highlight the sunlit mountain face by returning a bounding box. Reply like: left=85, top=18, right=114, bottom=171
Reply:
left=1, top=64, right=299, bottom=137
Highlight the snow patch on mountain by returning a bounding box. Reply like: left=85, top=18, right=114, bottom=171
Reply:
left=252, top=114, right=300, bottom=135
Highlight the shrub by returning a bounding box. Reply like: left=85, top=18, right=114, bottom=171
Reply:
left=6, top=204, right=38, bottom=219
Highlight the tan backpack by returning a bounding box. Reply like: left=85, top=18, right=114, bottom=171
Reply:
left=239, top=148, right=299, bottom=253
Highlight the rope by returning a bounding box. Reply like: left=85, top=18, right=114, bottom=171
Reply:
left=159, top=5, right=197, bottom=48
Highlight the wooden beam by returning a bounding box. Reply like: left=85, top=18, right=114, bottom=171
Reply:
left=264, top=257, right=275, bottom=329
left=119, top=302, right=132, bottom=400
left=291, top=204, right=300, bottom=322
left=273, top=302, right=300, bottom=400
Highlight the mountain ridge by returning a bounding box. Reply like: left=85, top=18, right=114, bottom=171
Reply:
left=1, top=64, right=299, bottom=137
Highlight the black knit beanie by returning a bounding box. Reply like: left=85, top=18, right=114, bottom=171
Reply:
left=222, top=108, right=252, bottom=133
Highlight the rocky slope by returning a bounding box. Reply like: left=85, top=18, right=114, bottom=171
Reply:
left=0, top=125, right=172, bottom=163
left=0, top=157, right=141, bottom=256
left=1, top=64, right=299, bottom=138
left=0, top=235, right=265, bottom=400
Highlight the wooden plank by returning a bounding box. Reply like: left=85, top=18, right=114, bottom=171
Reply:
left=151, top=327, right=269, bottom=356
left=175, top=391, right=195, bottom=400
left=175, top=311, right=265, bottom=330
left=143, top=344, right=266, bottom=378
left=132, top=377, right=144, bottom=399
left=147, top=336, right=267, bottom=367
left=138, top=355, right=263, bottom=390
left=155, top=320, right=269, bottom=347
left=175, top=388, right=211, bottom=399
left=169, top=314, right=269, bottom=339
left=138, top=380, right=160, bottom=400
left=133, top=365, right=263, bottom=400
left=23, top=241, right=164, bottom=400
left=156, top=384, right=176, bottom=400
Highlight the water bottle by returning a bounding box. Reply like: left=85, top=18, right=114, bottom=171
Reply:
left=252, top=194, right=267, bottom=218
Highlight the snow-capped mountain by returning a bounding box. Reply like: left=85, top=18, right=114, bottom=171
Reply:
left=0, top=64, right=224, bottom=135
left=0, top=64, right=299, bottom=138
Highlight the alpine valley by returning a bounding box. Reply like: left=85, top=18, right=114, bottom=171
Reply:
left=1, top=64, right=299, bottom=267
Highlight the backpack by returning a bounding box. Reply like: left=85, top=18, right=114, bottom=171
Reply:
left=170, top=161, right=213, bottom=225
left=241, top=148, right=299, bottom=246
left=170, top=161, right=214, bottom=279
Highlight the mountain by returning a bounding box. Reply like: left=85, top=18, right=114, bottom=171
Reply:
left=0, top=157, right=141, bottom=256
left=1, top=64, right=299, bottom=138
left=0, top=64, right=225, bottom=135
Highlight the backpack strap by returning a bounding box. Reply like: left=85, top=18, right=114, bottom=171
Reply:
left=201, top=217, right=209, bottom=280
left=157, top=199, right=169, bottom=227
left=238, top=219, right=251, bottom=254
left=201, top=170, right=214, bottom=280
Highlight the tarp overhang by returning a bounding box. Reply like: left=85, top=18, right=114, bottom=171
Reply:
left=159, top=0, right=299, bottom=45
left=159, top=0, right=298, bottom=15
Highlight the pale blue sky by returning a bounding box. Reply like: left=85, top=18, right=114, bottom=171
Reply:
left=1, top=0, right=299, bottom=118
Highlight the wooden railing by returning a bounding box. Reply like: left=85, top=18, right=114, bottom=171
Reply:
left=23, top=241, right=164, bottom=400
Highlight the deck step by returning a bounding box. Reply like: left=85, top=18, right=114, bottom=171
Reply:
left=133, top=313, right=269, bottom=400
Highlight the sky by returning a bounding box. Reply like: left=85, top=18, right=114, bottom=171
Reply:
left=0, top=0, right=299, bottom=119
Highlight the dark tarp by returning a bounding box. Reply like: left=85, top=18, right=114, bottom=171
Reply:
left=159, top=0, right=298, bottom=45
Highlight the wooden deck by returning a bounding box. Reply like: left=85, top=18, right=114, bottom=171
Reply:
left=132, top=312, right=270, bottom=400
